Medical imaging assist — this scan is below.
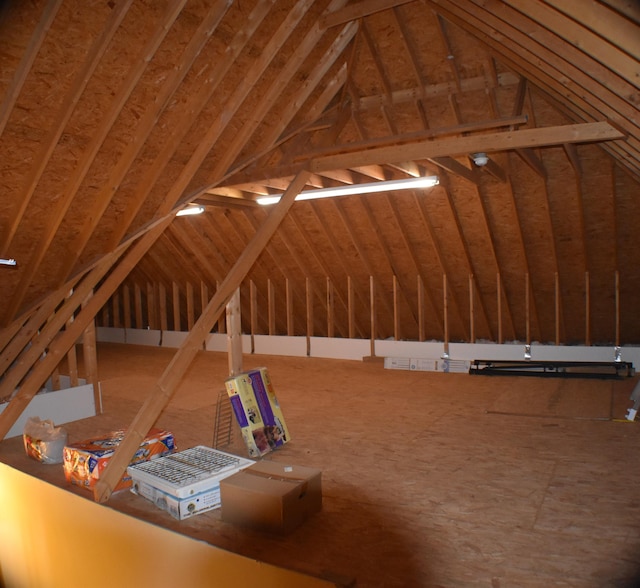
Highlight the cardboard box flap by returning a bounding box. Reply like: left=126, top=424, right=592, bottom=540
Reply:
left=244, top=460, right=321, bottom=482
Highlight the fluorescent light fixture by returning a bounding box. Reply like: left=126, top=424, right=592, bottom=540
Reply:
left=176, top=204, right=205, bottom=217
left=0, top=258, right=17, bottom=266
left=256, top=175, right=439, bottom=206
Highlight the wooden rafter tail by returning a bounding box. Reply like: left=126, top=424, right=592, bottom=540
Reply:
left=93, top=170, right=311, bottom=503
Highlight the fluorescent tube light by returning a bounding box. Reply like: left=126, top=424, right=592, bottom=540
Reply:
left=256, top=175, right=439, bottom=206
left=0, top=258, right=17, bottom=266
left=176, top=204, right=205, bottom=217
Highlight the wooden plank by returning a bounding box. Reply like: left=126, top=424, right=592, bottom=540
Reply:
left=348, top=276, right=355, bottom=339
left=123, top=285, right=132, bottom=329
left=286, top=278, right=294, bottom=336
left=159, top=283, right=168, bottom=332
left=0, top=0, right=63, bottom=138
left=134, top=284, right=143, bottom=329
left=321, top=0, right=413, bottom=28
left=393, top=275, right=399, bottom=341
left=370, top=276, right=376, bottom=357
left=310, top=122, right=625, bottom=173
left=268, top=279, right=276, bottom=336
left=250, top=280, right=257, bottom=354
left=469, top=274, right=475, bottom=343
left=146, top=283, right=156, bottom=330
left=443, top=274, right=449, bottom=353
left=112, top=293, right=121, bottom=329
left=226, top=288, right=242, bottom=377
left=92, top=170, right=310, bottom=503
left=555, top=273, right=561, bottom=346
left=172, top=282, right=180, bottom=331
left=327, top=278, right=335, bottom=338
left=525, top=273, right=531, bottom=346
left=186, top=282, right=195, bottom=331
left=306, top=277, right=313, bottom=356
left=0, top=279, right=80, bottom=376
left=81, top=292, right=100, bottom=413
left=585, top=271, right=591, bottom=346
left=497, top=273, right=503, bottom=344
left=417, top=275, right=425, bottom=342
left=615, top=270, right=620, bottom=347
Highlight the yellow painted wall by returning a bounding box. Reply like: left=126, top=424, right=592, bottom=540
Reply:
left=0, top=463, right=334, bottom=588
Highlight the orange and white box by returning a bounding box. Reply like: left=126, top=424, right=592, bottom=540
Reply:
left=63, top=428, right=175, bottom=492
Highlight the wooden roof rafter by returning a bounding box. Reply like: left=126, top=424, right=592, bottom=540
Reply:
left=0, top=0, right=63, bottom=138
left=1, top=0, right=136, bottom=321
left=50, top=0, right=236, bottom=290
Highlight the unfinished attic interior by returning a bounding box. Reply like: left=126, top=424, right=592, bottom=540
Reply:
left=1, top=0, right=640, bottom=586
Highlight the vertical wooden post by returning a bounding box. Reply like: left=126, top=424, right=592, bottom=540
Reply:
left=82, top=291, right=101, bottom=413
left=496, top=272, right=502, bottom=344
left=134, top=283, right=143, bottom=328
left=123, top=284, right=132, bottom=329
left=348, top=276, right=355, bottom=339
left=286, top=278, right=294, bottom=336
left=226, top=288, right=243, bottom=376
left=585, top=271, right=591, bottom=346
left=101, top=304, right=109, bottom=327
left=215, top=281, right=225, bottom=334
left=268, top=278, right=275, bottom=335
left=555, top=272, right=560, bottom=345
left=186, top=281, right=195, bottom=331
left=417, top=275, right=425, bottom=342
left=327, top=277, right=334, bottom=338
left=159, top=283, right=168, bottom=332
left=615, top=270, right=620, bottom=347
left=369, top=275, right=376, bottom=357
left=393, top=275, right=399, bottom=341
left=306, top=277, right=313, bottom=356
left=468, top=274, right=475, bottom=344
left=250, top=280, right=257, bottom=354
left=146, top=282, right=156, bottom=330
left=525, top=273, right=531, bottom=346
left=112, top=291, right=121, bottom=328
left=172, top=281, right=180, bottom=331
left=66, top=306, right=78, bottom=387
left=443, top=274, right=449, bottom=357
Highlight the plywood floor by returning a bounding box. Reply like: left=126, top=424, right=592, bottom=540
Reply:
left=3, top=342, right=640, bottom=587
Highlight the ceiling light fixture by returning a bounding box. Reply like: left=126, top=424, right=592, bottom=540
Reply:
left=256, top=175, right=439, bottom=206
left=0, top=258, right=17, bottom=267
left=471, top=152, right=489, bottom=167
left=176, top=204, right=205, bottom=217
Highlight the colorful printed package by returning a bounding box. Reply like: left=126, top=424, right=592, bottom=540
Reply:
left=225, top=368, right=290, bottom=458
left=63, top=428, right=175, bottom=492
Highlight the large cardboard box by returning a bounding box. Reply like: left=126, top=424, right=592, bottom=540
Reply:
left=63, top=428, right=175, bottom=492
left=225, top=368, right=290, bottom=458
left=220, top=461, right=322, bottom=534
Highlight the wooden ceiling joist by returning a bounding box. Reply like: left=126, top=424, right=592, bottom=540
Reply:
left=310, top=122, right=625, bottom=173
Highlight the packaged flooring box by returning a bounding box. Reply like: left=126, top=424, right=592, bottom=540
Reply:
left=224, top=368, right=290, bottom=458
left=220, top=461, right=322, bottom=534
left=63, top=428, right=175, bottom=492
